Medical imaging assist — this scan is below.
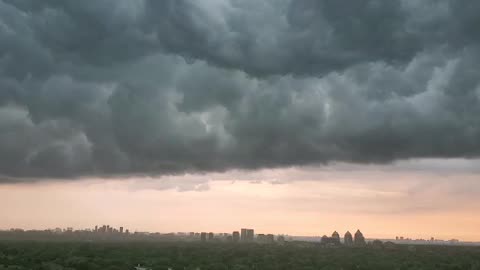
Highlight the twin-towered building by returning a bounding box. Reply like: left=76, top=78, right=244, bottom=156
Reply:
left=321, top=230, right=366, bottom=246
left=240, top=228, right=255, bottom=242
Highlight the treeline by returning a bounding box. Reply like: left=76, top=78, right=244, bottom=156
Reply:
left=1, top=241, right=480, bottom=269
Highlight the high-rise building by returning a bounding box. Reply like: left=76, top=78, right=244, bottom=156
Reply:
left=200, top=232, right=207, bottom=242
left=233, top=231, right=240, bottom=242
left=247, top=229, right=254, bottom=242
left=94, top=225, right=98, bottom=233
left=241, top=228, right=247, bottom=241
left=119, top=227, right=124, bottom=234
left=344, top=231, right=353, bottom=246
left=208, top=232, right=214, bottom=241
left=331, top=231, right=340, bottom=244
left=354, top=230, right=366, bottom=246
left=240, top=228, right=254, bottom=242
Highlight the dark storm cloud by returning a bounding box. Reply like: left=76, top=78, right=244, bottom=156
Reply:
left=0, top=0, right=480, bottom=181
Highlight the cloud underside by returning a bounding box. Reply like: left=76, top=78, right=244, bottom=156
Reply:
left=0, top=0, right=480, bottom=180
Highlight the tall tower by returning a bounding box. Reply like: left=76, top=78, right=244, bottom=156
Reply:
left=344, top=231, right=353, bottom=246
left=232, top=231, right=240, bottom=242
left=241, top=228, right=247, bottom=242
left=331, top=231, right=340, bottom=244
left=247, top=229, right=254, bottom=242
left=354, top=230, right=366, bottom=246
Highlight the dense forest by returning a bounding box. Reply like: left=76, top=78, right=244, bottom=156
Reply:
left=1, top=241, right=480, bottom=270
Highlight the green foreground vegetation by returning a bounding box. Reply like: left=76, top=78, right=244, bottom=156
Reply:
left=1, top=241, right=480, bottom=270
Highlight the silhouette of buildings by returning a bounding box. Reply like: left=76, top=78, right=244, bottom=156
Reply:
left=0, top=224, right=383, bottom=248
left=240, top=229, right=246, bottom=241
left=241, top=228, right=254, bottom=242
left=254, top=232, right=276, bottom=244
left=332, top=231, right=340, bottom=243
left=247, top=229, right=254, bottom=242
left=267, top=234, right=275, bottom=243
left=3, top=225, right=470, bottom=247
left=354, top=230, right=366, bottom=246
left=93, top=225, right=129, bottom=234
left=257, top=234, right=266, bottom=243
left=318, top=230, right=366, bottom=247
left=232, top=231, right=240, bottom=242
left=320, top=231, right=341, bottom=246
left=344, top=231, right=353, bottom=246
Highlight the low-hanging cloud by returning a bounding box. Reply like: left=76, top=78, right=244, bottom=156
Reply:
left=0, top=0, right=480, bottom=181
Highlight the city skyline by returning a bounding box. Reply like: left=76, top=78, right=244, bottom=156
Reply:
left=0, top=224, right=441, bottom=241
left=2, top=163, right=480, bottom=241
left=0, top=224, right=467, bottom=247
left=1, top=0, right=480, bottom=246
left=0, top=220, right=470, bottom=244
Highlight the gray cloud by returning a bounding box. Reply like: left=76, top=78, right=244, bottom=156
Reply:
left=0, top=0, right=480, bottom=181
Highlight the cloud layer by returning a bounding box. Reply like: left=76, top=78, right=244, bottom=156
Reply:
left=1, top=0, right=480, bottom=180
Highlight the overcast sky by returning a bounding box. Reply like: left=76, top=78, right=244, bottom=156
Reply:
left=1, top=0, right=480, bottom=240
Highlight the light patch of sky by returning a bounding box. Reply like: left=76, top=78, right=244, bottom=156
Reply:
left=1, top=159, right=480, bottom=240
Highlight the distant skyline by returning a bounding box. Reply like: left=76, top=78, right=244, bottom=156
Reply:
left=1, top=1, right=480, bottom=243
left=2, top=159, right=480, bottom=241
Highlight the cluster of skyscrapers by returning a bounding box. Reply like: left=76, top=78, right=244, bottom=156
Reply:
left=198, top=228, right=284, bottom=244
left=320, top=230, right=366, bottom=246
left=89, top=226, right=363, bottom=246
left=3, top=224, right=368, bottom=246
left=94, top=225, right=129, bottom=235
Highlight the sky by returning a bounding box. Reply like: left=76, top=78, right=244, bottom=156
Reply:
left=1, top=0, right=480, bottom=241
